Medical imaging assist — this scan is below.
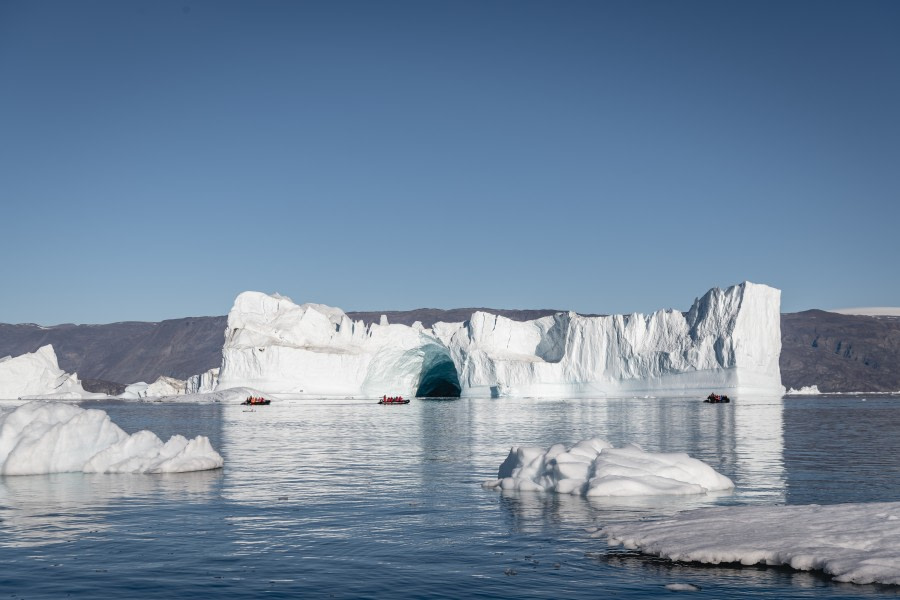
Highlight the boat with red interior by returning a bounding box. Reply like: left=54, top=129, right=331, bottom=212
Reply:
left=379, top=395, right=409, bottom=405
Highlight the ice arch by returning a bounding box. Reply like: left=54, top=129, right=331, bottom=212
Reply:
left=415, top=343, right=461, bottom=398
left=360, top=341, right=460, bottom=398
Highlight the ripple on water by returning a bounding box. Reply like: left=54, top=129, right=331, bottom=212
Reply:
left=0, top=395, right=898, bottom=598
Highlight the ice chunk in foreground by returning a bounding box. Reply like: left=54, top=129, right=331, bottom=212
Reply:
left=0, top=402, right=223, bottom=475
left=604, top=502, right=900, bottom=585
left=0, top=345, right=105, bottom=400
left=483, top=437, right=734, bottom=497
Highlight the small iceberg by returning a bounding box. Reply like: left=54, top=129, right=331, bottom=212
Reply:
left=482, top=437, right=734, bottom=497
left=785, top=385, right=822, bottom=395
left=0, top=402, right=224, bottom=475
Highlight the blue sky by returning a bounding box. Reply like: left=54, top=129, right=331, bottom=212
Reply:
left=1, top=0, right=898, bottom=324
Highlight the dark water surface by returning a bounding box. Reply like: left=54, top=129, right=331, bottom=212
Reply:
left=0, top=395, right=898, bottom=598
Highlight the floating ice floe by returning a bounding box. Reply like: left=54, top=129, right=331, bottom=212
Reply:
left=785, top=385, right=822, bottom=395
left=604, top=502, right=900, bottom=585
left=482, top=437, right=734, bottom=497
left=0, top=402, right=224, bottom=475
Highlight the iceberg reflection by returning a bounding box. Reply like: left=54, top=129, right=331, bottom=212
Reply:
left=0, top=470, right=220, bottom=547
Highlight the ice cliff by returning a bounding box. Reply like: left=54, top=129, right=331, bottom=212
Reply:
left=435, top=281, right=783, bottom=397
left=0, top=345, right=104, bottom=400
left=216, top=282, right=783, bottom=398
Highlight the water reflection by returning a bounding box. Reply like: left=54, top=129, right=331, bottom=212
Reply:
left=465, top=396, right=785, bottom=502
left=733, top=397, right=786, bottom=502
left=0, top=470, right=220, bottom=547
left=783, top=396, right=900, bottom=504
left=476, top=396, right=787, bottom=538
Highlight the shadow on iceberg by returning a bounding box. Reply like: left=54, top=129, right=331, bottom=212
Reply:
left=415, top=344, right=461, bottom=398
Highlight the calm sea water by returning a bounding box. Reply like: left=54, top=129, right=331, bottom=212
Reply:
left=0, top=395, right=898, bottom=599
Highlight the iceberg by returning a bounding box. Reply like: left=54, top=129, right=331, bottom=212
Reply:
left=216, top=282, right=783, bottom=398
left=121, top=376, right=186, bottom=399
left=483, top=437, right=734, bottom=497
left=120, top=368, right=220, bottom=400
left=435, top=281, right=783, bottom=398
left=785, top=385, right=821, bottom=395
left=186, top=367, right=219, bottom=394
left=0, top=402, right=224, bottom=475
left=216, top=292, right=460, bottom=397
left=0, top=345, right=105, bottom=400
left=603, top=502, right=900, bottom=585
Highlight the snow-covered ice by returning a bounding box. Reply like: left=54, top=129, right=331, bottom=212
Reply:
left=604, top=502, right=900, bottom=585
left=217, top=282, right=784, bottom=398
left=0, top=402, right=224, bottom=475
left=0, top=345, right=105, bottom=400
left=482, top=437, right=734, bottom=497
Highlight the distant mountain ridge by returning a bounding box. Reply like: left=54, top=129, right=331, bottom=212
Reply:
left=1, top=308, right=898, bottom=394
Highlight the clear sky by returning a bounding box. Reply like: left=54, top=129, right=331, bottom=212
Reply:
left=1, top=0, right=898, bottom=325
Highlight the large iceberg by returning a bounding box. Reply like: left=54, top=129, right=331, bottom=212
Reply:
left=0, top=345, right=105, bottom=400
left=216, top=292, right=460, bottom=397
left=216, top=282, right=783, bottom=398
left=0, top=402, right=224, bottom=475
left=603, top=502, right=900, bottom=585
left=434, top=281, right=783, bottom=397
left=483, top=437, right=734, bottom=497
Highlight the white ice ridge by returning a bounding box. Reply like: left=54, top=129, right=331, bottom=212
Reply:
left=482, top=437, right=734, bottom=497
left=0, top=402, right=224, bottom=475
left=0, top=345, right=105, bottom=400
left=603, top=502, right=900, bottom=585
left=216, top=282, right=783, bottom=398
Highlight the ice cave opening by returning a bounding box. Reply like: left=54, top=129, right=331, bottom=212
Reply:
left=415, top=345, right=461, bottom=398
